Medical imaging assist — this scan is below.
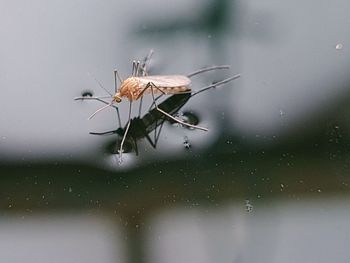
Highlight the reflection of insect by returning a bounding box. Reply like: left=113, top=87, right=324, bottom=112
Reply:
left=90, top=75, right=240, bottom=156
left=75, top=50, right=239, bottom=158
left=90, top=93, right=192, bottom=155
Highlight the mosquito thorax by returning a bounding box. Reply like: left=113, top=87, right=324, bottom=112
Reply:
left=119, top=77, right=139, bottom=101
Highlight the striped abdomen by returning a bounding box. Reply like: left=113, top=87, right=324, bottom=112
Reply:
left=119, top=75, right=191, bottom=101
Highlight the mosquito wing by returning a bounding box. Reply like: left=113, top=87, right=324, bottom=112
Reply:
left=138, top=75, right=192, bottom=93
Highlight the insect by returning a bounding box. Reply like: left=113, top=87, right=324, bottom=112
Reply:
left=90, top=75, right=240, bottom=156
left=75, top=50, right=240, bottom=159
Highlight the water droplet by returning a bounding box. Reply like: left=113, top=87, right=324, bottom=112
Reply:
left=183, top=136, right=191, bottom=149
left=173, top=111, right=200, bottom=128
left=335, top=43, right=343, bottom=50
left=245, top=199, right=253, bottom=212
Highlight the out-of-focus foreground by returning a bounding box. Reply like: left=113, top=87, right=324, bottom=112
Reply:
left=1, top=0, right=350, bottom=262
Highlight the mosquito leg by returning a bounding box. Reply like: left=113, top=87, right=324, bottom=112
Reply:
left=140, top=49, right=154, bottom=76
left=156, top=106, right=208, bottom=131
left=133, top=137, right=139, bottom=155
left=118, top=120, right=131, bottom=160
left=75, top=96, right=121, bottom=121
left=148, top=94, right=164, bottom=145
left=144, top=132, right=157, bottom=148
left=135, top=61, right=140, bottom=77
left=186, top=65, right=231, bottom=78
left=138, top=96, right=143, bottom=117
left=147, top=82, right=208, bottom=131
left=136, top=83, right=167, bottom=139
left=155, top=120, right=165, bottom=145
left=113, top=70, right=123, bottom=93
left=118, top=101, right=132, bottom=159
left=132, top=60, right=141, bottom=77
left=74, top=96, right=112, bottom=105
left=132, top=61, right=137, bottom=76
left=89, top=130, right=117, bottom=136
left=136, top=82, right=165, bottom=101
left=88, top=102, right=113, bottom=120
left=153, top=112, right=158, bottom=145
left=148, top=94, right=164, bottom=111
left=148, top=95, right=158, bottom=111
left=191, top=74, right=241, bottom=97
left=115, top=107, right=122, bottom=128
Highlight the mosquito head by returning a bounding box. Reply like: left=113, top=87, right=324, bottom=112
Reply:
left=113, top=92, right=122, bottom=103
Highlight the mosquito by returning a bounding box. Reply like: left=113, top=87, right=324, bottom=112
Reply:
left=75, top=51, right=239, bottom=159
left=90, top=75, right=240, bottom=156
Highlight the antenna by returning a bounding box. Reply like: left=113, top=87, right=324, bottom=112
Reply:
left=87, top=72, right=113, bottom=96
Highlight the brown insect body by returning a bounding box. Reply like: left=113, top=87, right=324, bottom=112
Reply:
left=116, top=75, right=192, bottom=102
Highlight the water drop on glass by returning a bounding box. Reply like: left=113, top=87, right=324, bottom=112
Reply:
left=335, top=43, right=343, bottom=50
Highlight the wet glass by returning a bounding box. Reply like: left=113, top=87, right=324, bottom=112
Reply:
left=1, top=0, right=350, bottom=262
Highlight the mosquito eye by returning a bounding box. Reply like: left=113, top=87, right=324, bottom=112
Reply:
left=114, top=97, right=121, bottom=103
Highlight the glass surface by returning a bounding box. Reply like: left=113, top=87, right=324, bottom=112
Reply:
left=1, top=0, right=350, bottom=262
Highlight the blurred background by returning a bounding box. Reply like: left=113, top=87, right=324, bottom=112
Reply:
left=1, top=0, right=350, bottom=262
